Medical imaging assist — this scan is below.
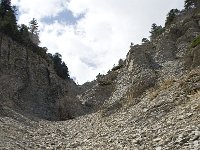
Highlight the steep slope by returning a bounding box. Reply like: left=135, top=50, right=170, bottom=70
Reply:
left=0, top=5, right=200, bottom=150
left=0, top=68, right=200, bottom=149
left=80, top=7, right=200, bottom=117
left=0, top=33, right=85, bottom=121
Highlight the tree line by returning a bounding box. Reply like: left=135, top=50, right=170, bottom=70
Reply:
left=0, top=0, right=70, bottom=80
left=141, top=0, right=200, bottom=43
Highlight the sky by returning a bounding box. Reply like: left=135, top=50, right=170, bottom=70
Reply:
left=11, top=0, right=184, bottom=84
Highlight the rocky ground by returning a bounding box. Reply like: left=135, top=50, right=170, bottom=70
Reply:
left=0, top=68, right=200, bottom=150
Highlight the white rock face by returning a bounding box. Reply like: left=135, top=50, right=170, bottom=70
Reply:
left=128, top=59, right=134, bottom=72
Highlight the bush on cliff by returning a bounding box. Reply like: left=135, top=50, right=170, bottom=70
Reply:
left=191, top=36, right=200, bottom=48
left=149, top=23, right=165, bottom=40
left=48, top=53, right=70, bottom=80
left=165, top=9, right=180, bottom=27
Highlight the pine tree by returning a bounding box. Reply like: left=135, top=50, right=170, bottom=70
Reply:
left=19, top=24, right=30, bottom=44
left=142, top=38, right=149, bottom=43
left=29, top=18, right=39, bottom=35
left=29, top=18, right=40, bottom=45
left=0, top=0, right=18, bottom=38
left=149, top=23, right=165, bottom=40
left=0, top=0, right=12, bottom=18
left=165, top=9, right=180, bottom=27
left=51, top=53, right=70, bottom=79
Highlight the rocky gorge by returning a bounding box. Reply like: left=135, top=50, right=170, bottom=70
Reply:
left=0, top=4, right=200, bottom=150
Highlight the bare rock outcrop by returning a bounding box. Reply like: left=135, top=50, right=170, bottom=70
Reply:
left=0, top=33, right=84, bottom=120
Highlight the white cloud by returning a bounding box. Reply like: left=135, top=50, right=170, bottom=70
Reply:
left=12, top=0, right=184, bottom=84
left=12, top=0, right=68, bottom=24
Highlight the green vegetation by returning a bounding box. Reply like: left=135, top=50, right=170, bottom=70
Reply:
left=165, top=9, right=180, bottom=27
left=0, top=0, right=18, bottom=39
left=0, top=0, right=39, bottom=45
left=0, top=0, right=70, bottom=80
left=142, top=38, right=149, bottom=43
left=191, top=36, right=200, bottom=48
left=48, top=53, right=70, bottom=79
left=112, top=59, right=124, bottom=71
left=29, top=18, right=39, bottom=35
left=149, top=23, right=165, bottom=40
left=29, top=18, right=40, bottom=45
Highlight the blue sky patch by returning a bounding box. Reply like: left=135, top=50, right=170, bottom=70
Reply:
left=80, top=57, right=97, bottom=69
left=40, top=9, right=84, bottom=25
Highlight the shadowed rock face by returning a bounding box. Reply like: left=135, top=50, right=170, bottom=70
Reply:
left=0, top=33, right=85, bottom=121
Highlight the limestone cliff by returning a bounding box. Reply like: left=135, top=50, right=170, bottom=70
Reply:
left=0, top=33, right=84, bottom=120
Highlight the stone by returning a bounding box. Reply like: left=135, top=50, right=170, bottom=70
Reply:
left=155, top=146, right=162, bottom=150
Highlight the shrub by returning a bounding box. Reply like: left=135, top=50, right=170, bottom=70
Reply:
left=112, top=59, right=124, bottom=71
left=142, top=38, right=149, bottom=43
left=191, top=36, right=200, bottom=48
left=149, top=23, right=165, bottom=40
left=165, top=9, right=180, bottom=27
left=50, top=53, right=70, bottom=80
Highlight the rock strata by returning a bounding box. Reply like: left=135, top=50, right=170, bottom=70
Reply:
left=0, top=33, right=84, bottom=121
